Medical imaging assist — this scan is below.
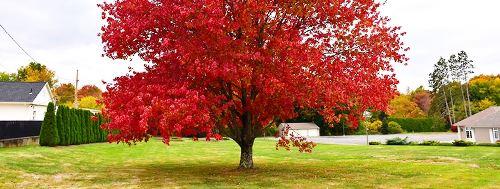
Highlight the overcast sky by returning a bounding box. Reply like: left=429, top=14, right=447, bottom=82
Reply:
left=0, top=0, right=499, bottom=92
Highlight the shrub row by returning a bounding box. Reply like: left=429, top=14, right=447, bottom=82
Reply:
left=387, top=117, right=447, bottom=132
left=371, top=138, right=499, bottom=147
left=40, top=104, right=107, bottom=146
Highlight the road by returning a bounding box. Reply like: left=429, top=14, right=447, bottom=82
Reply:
left=304, top=133, right=459, bottom=145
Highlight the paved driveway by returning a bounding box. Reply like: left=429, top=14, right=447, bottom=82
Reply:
left=306, top=133, right=459, bottom=145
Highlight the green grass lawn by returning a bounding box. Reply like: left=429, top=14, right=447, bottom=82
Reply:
left=0, top=138, right=498, bottom=188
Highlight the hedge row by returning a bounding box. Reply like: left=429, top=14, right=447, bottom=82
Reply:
left=387, top=117, right=447, bottom=132
left=40, top=104, right=107, bottom=146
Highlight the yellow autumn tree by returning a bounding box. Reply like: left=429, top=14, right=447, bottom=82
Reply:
left=17, top=62, right=57, bottom=87
left=388, top=95, right=426, bottom=118
left=78, top=96, right=102, bottom=110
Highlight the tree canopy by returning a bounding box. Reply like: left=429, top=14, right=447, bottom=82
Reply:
left=99, top=0, right=407, bottom=168
left=54, top=83, right=76, bottom=105
left=0, top=62, right=57, bottom=87
left=17, top=62, right=57, bottom=87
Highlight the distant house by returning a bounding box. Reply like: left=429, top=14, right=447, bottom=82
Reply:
left=0, top=82, right=54, bottom=121
left=0, top=82, right=55, bottom=140
left=278, top=122, right=320, bottom=137
left=455, top=106, right=500, bottom=143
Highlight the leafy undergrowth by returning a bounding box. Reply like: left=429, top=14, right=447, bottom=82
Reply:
left=0, top=138, right=499, bottom=188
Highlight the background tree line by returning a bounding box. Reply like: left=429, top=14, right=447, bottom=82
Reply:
left=0, top=62, right=103, bottom=110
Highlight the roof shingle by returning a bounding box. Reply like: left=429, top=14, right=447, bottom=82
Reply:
left=455, top=106, right=500, bottom=127
left=0, top=82, right=47, bottom=102
left=279, top=122, right=320, bottom=130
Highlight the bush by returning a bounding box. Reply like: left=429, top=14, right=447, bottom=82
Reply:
left=354, top=121, right=368, bottom=135
left=39, top=102, right=59, bottom=146
left=367, top=120, right=382, bottom=134
left=452, top=140, right=474, bottom=146
left=420, top=140, right=440, bottom=146
left=369, top=141, right=381, bottom=145
left=387, top=121, right=404, bottom=134
left=388, top=117, right=447, bottom=132
left=386, top=137, right=410, bottom=145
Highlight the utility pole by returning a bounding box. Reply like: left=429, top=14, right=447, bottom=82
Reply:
left=363, top=111, right=372, bottom=145
left=74, top=69, right=79, bottom=108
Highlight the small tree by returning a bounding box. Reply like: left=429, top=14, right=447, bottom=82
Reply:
left=61, top=106, right=70, bottom=145
left=75, top=110, right=82, bottom=144
left=69, top=109, right=76, bottom=145
left=39, top=102, right=59, bottom=146
left=55, top=105, right=65, bottom=145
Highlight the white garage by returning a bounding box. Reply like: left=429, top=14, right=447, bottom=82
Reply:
left=278, top=122, right=320, bottom=137
left=0, top=82, right=54, bottom=121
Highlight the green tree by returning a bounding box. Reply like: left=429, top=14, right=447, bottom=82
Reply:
left=60, top=106, right=69, bottom=146
left=84, top=111, right=91, bottom=143
left=69, top=109, right=76, bottom=145
left=55, top=105, right=65, bottom=145
left=428, top=57, right=453, bottom=125
left=449, top=52, right=474, bottom=117
left=39, top=102, right=59, bottom=146
left=75, top=110, right=82, bottom=144
left=0, top=72, right=17, bottom=81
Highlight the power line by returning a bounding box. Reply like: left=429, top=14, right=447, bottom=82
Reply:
left=0, top=24, right=38, bottom=63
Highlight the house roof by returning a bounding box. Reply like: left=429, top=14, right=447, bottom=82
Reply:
left=279, top=122, right=320, bottom=130
left=0, top=82, right=47, bottom=103
left=455, top=106, right=500, bottom=127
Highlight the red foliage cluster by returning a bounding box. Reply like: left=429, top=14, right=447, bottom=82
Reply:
left=90, top=115, right=99, bottom=122
left=276, top=125, right=317, bottom=153
left=77, top=85, right=103, bottom=99
left=99, top=0, right=408, bottom=150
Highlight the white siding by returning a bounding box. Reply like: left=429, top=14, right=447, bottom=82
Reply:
left=32, top=84, right=53, bottom=106
left=0, top=104, right=39, bottom=121
left=285, top=129, right=320, bottom=137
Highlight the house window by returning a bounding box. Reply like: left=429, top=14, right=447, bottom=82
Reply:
left=465, top=127, right=473, bottom=139
left=493, top=128, right=500, bottom=140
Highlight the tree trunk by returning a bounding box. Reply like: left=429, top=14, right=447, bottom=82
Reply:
left=238, top=141, right=254, bottom=169
left=449, top=88, right=456, bottom=123
left=459, top=83, right=468, bottom=117
left=465, top=82, right=472, bottom=116
left=442, top=89, right=453, bottom=125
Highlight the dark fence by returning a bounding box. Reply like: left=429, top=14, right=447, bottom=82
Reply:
left=0, top=121, right=42, bottom=140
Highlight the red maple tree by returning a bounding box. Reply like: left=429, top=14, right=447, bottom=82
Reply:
left=77, top=85, right=103, bottom=99
left=99, top=0, right=408, bottom=169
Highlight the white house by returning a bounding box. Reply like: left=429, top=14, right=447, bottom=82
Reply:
left=278, top=122, right=320, bottom=137
left=455, top=106, right=500, bottom=143
left=0, top=82, right=55, bottom=121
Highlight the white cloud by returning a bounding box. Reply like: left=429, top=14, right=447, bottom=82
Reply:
left=381, top=0, right=500, bottom=91
left=0, top=0, right=499, bottom=92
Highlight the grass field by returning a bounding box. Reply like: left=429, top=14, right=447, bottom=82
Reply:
left=0, top=138, right=499, bottom=188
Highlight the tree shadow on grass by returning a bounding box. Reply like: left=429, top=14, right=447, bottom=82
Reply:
left=83, top=162, right=345, bottom=188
